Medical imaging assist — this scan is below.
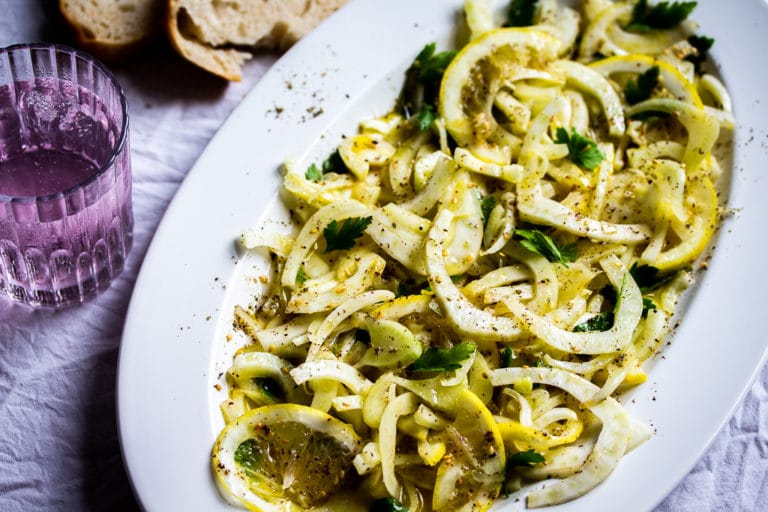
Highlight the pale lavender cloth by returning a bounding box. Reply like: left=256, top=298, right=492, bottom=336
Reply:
left=1, top=2, right=766, bottom=511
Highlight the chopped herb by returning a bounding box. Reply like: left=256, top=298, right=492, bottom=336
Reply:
left=502, top=449, right=545, bottom=496
left=481, top=196, right=497, bottom=228
left=501, top=346, right=515, bottom=367
left=574, top=275, right=627, bottom=332
left=685, top=34, right=715, bottom=69
left=296, top=266, right=309, bottom=285
left=625, top=66, right=660, bottom=105
left=555, top=127, right=606, bottom=170
left=399, top=42, right=455, bottom=123
left=625, top=0, right=697, bottom=33
left=628, top=263, right=674, bottom=317
left=234, top=439, right=260, bottom=473
left=254, top=377, right=283, bottom=401
left=370, top=498, right=409, bottom=512
left=573, top=310, right=614, bottom=332
left=505, top=0, right=538, bottom=27
left=515, top=229, right=578, bottom=267
left=508, top=449, right=545, bottom=467
left=323, top=216, right=373, bottom=252
left=629, top=263, right=675, bottom=293
left=415, top=43, right=458, bottom=84
left=409, top=342, right=476, bottom=373
left=416, top=103, right=436, bottom=131
left=305, top=163, right=322, bottom=182
left=322, top=149, right=349, bottom=174
left=642, top=296, right=658, bottom=318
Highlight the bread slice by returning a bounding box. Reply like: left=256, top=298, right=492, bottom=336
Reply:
left=166, top=0, right=348, bottom=81
left=59, top=0, right=165, bottom=63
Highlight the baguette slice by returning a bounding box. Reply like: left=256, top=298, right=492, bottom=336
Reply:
left=166, top=0, right=348, bottom=81
left=59, top=0, right=165, bottom=63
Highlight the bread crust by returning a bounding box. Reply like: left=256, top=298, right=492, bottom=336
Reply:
left=59, top=0, right=164, bottom=64
left=165, top=0, right=348, bottom=81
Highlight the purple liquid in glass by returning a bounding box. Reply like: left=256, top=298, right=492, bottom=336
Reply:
left=0, top=44, right=132, bottom=307
left=0, top=149, right=98, bottom=197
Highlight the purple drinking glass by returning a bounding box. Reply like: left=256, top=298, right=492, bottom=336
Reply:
left=0, top=44, right=132, bottom=307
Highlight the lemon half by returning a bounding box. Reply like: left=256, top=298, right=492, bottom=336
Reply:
left=213, top=403, right=363, bottom=510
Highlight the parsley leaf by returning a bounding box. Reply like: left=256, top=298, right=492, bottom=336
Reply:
left=370, top=498, right=408, bottom=512
left=629, top=262, right=675, bottom=293
left=555, top=127, right=605, bottom=170
left=628, top=263, right=674, bottom=317
left=625, top=66, right=660, bottom=105
left=508, top=449, right=545, bottom=467
left=415, top=103, right=436, bottom=131
left=254, top=377, right=283, bottom=401
left=505, top=0, right=538, bottom=27
left=502, top=449, right=545, bottom=496
left=305, top=163, right=322, bottom=182
left=625, top=0, right=697, bottom=33
left=573, top=275, right=628, bottom=332
left=573, top=310, right=614, bottom=332
left=642, top=296, right=658, bottom=318
left=481, top=196, right=497, bottom=228
left=685, top=34, right=714, bottom=69
left=322, top=149, right=349, bottom=174
left=234, top=439, right=260, bottom=474
left=500, top=346, right=515, bottom=368
left=408, top=342, right=476, bottom=373
left=416, top=43, right=458, bottom=85
left=323, top=216, right=373, bottom=253
left=515, top=229, right=578, bottom=267
left=296, top=266, right=309, bottom=285
left=399, top=43, right=455, bottom=124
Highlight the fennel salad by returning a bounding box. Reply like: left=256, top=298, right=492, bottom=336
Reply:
left=212, top=0, right=732, bottom=510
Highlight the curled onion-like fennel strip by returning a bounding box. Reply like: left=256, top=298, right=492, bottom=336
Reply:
left=426, top=205, right=522, bottom=341
left=399, top=153, right=455, bottom=216
left=286, top=250, right=386, bottom=314
left=625, top=98, right=721, bottom=174
left=517, top=179, right=652, bottom=243
left=368, top=204, right=430, bottom=275
left=379, top=392, right=419, bottom=499
left=502, top=255, right=643, bottom=354
left=290, top=359, right=373, bottom=395
left=281, top=199, right=369, bottom=288
left=307, top=289, right=395, bottom=355
left=548, top=59, right=625, bottom=136
left=229, top=352, right=298, bottom=398
left=491, top=366, right=633, bottom=507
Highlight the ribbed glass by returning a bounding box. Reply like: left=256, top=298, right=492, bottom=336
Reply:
left=0, top=44, right=132, bottom=307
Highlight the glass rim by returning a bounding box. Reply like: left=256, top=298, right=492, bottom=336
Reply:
left=0, top=42, right=130, bottom=204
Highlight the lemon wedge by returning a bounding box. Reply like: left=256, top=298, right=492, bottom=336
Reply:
left=212, top=404, right=362, bottom=510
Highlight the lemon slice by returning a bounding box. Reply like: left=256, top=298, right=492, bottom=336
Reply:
left=439, top=27, right=561, bottom=148
left=642, top=174, right=719, bottom=271
left=588, top=54, right=703, bottom=108
left=212, top=404, right=362, bottom=510
left=432, top=389, right=506, bottom=511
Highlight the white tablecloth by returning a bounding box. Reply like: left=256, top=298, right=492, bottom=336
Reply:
left=1, top=2, right=766, bottom=511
